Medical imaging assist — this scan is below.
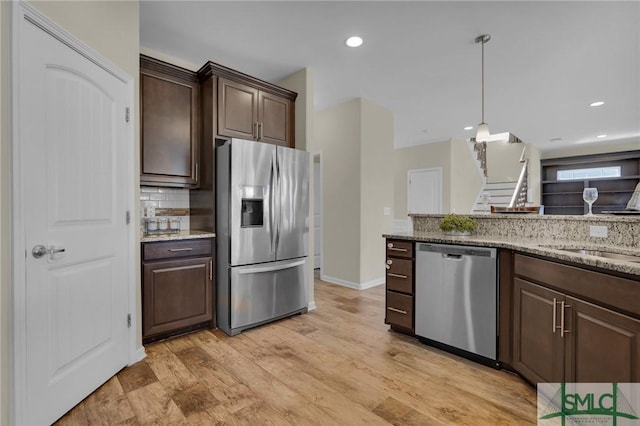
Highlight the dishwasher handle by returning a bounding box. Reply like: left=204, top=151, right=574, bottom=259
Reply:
left=418, top=243, right=496, bottom=258
left=442, top=253, right=463, bottom=260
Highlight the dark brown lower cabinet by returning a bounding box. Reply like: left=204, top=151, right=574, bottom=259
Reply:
left=384, top=239, right=415, bottom=333
left=565, top=296, right=640, bottom=382
left=513, top=278, right=566, bottom=383
left=513, top=275, right=640, bottom=384
left=142, top=238, right=214, bottom=343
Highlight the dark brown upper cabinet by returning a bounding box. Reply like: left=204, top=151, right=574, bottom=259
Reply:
left=218, top=78, right=258, bottom=141
left=199, top=61, right=296, bottom=148
left=140, top=55, right=200, bottom=188
left=258, top=90, right=291, bottom=146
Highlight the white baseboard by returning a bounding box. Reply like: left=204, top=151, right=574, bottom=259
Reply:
left=307, top=300, right=317, bottom=311
left=320, top=274, right=385, bottom=290
left=129, top=346, right=146, bottom=365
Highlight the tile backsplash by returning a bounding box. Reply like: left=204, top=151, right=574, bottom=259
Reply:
left=140, top=186, right=190, bottom=230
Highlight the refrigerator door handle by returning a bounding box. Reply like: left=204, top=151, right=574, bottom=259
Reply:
left=269, top=153, right=276, bottom=252
left=237, top=259, right=306, bottom=275
left=274, top=151, right=281, bottom=252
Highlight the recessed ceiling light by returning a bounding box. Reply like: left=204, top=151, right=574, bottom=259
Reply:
left=590, top=101, right=605, bottom=107
left=597, top=134, right=607, bottom=138
left=345, top=36, right=363, bottom=48
left=463, top=126, right=473, bottom=131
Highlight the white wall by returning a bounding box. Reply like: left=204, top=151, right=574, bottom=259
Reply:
left=315, top=100, right=362, bottom=284
left=393, top=141, right=452, bottom=218
left=527, top=144, right=542, bottom=205
left=450, top=138, right=483, bottom=213
left=541, top=139, right=640, bottom=158
left=314, top=98, right=393, bottom=288
left=278, top=68, right=314, bottom=152
left=1, top=2, right=140, bottom=423
left=140, top=46, right=199, bottom=72
left=486, top=141, right=526, bottom=183
left=359, top=99, right=393, bottom=285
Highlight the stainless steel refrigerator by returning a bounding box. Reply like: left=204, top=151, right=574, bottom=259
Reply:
left=216, top=138, right=310, bottom=336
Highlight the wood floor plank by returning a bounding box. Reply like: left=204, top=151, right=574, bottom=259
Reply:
left=193, top=333, right=338, bottom=425
left=236, top=329, right=391, bottom=425
left=124, top=381, right=187, bottom=425
left=117, top=361, right=159, bottom=394
left=55, top=277, right=537, bottom=425
left=144, top=347, right=200, bottom=394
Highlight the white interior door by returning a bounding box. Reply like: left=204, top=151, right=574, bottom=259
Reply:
left=15, top=9, right=131, bottom=425
left=313, top=160, right=321, bottom=269
left=408, top=168, right=442, bottom=214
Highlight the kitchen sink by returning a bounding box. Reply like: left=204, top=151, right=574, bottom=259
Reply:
left=545, top=247, right=640, bottom=263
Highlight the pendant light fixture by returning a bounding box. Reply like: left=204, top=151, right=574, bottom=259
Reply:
left=475, top=34, right=491, bottom=142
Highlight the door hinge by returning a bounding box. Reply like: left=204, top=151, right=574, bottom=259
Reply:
left=126, top=210, right=131, bottom=224
left=125, top=107, right=130, bottom=123
left=127, top=314, right=131, bottom=328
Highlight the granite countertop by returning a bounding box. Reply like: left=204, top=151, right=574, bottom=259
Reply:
left=409, top=213, right=640, bottom=223
left=383, top=232, right=640, bottom=278
left=140, top=230, right=216, bottom=243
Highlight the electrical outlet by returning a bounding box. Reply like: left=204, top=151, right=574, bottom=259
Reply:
left=590, top=225, right=608, bottom=238
left=383, top=207, right=391, bottom=216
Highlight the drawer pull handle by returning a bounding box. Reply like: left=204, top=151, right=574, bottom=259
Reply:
left=388, top=273, right=408, bottom=279
left=387, top=307, right=407, bottom=315
left=169, top=248, right=193, bottom=252
left=552, top=298, right=557, bottom=333
left=561, top=301, right=571, bottom=337
left=388, top=247, right=408, bottom=253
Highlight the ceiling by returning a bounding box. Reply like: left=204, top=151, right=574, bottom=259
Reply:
left=140, top=1, right=640, bottom=151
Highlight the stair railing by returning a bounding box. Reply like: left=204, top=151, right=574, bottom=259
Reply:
left=509, top=147, right=528, bottom=208
left=473, top=141, right=488, bottom=177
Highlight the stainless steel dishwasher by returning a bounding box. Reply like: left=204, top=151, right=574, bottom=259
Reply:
left=415, top=243, right=498, bottom=366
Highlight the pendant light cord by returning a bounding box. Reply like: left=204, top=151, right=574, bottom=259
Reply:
left=475, top=34, right=490, bottom=125
left=481, top=38, right=485, bottom=123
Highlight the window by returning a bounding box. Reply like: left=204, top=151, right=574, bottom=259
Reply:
left=557, top=166, right=621, bottom=181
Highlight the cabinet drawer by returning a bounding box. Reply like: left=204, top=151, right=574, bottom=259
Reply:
left=386, top=258, right=413, bottom=294
left=386, top=291, right=413, bottom=330
left=143, top=238, right=212, bottom=261
left=514, top=254, right=640, bottom=317
left=386, top=240, right=413, bottom=259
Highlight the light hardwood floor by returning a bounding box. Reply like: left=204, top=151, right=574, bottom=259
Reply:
left=56, top=276, right=537, bottom=425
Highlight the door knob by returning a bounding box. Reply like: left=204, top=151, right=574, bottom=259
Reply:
left=32, top=244, right=66, bottom=259
left=32, top=245, right=47, bottom=258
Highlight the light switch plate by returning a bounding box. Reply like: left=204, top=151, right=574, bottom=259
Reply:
left=590, top=225, right=608, bottom=238
left=383, top=207, right=391, bottom=216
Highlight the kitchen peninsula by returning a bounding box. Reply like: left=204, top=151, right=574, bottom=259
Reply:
left=384, top=213, right=640, bottom=385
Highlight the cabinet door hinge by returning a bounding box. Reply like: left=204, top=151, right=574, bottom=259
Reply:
left=125, top=107, right=130, bottom=123
left=127, top=314, right=131, bottom=328
left=126, top=210, right=131, bottom=224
